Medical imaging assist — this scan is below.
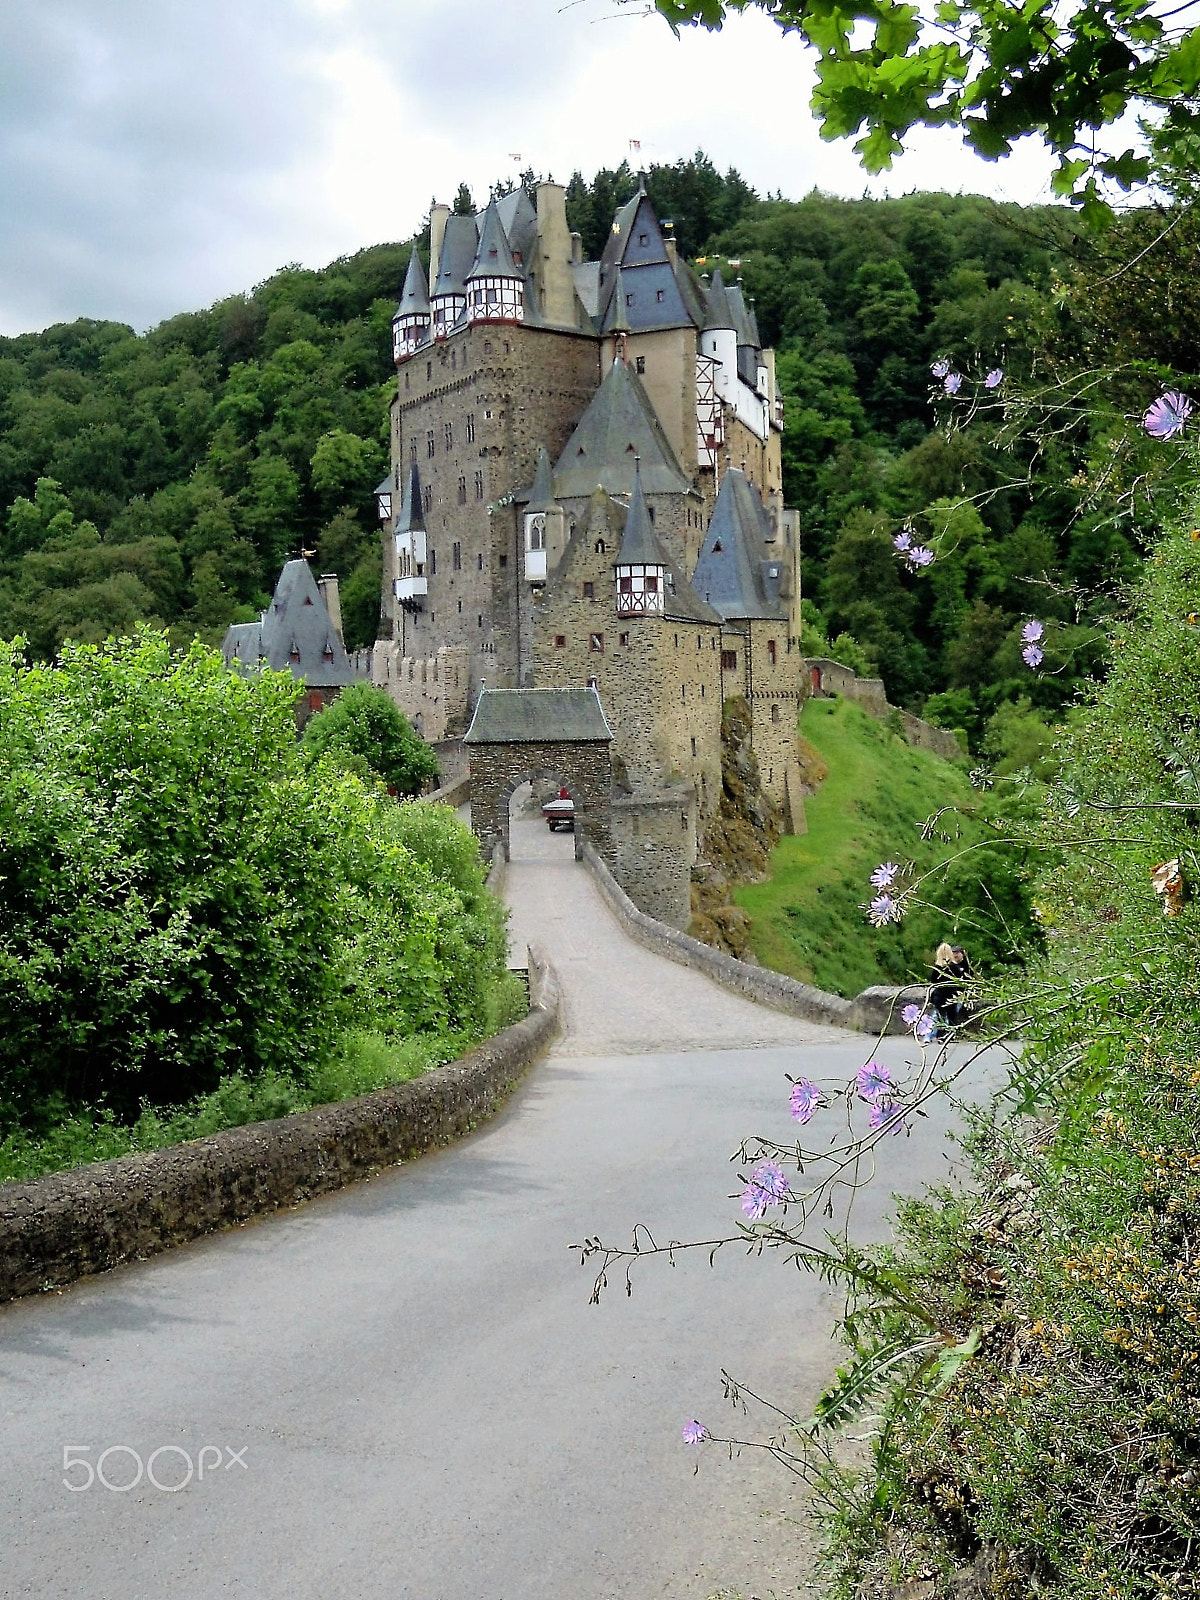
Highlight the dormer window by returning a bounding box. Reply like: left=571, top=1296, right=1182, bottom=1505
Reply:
left=638, top=233, right=648, bottom=245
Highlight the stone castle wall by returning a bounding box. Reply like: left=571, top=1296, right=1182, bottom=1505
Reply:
left=388, top=322, right=601, bottom=697
left=610, top=789, right=696, bottom=930
left=372, top=644, right=471, bottom=743
left=467, top=739, right=613, bottom=864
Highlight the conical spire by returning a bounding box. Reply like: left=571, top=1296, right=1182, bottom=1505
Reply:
left=395, top=462, right=426, bottom=534
left=527, top=446, right=555, bottom=511
left=467, top=199, right=521, bottom=281
left=616, top=460, right=667, bottom=568
left=606, top=267, right=631, bottom=335
left=397, top=246, right=430, bottom=316
left=703, top=267, right=735, bottom=331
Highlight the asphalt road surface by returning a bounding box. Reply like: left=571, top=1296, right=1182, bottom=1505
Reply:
left=0, top=811, right=1009, bottom=1600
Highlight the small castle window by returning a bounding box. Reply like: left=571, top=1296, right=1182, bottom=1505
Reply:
left=426, top=429, right=435, bottom=458
left=466, top=413, right=475, bottom=442
left=700, top=683, right=705, bottom=697
left=555, top=635, right=566, bottom=648
left=625, top=293, right=633, bottom=307
left=410, top=439, right=417, bottom=461
left=771, top=703, right=780, bottom=722
left=484, top=342, right=492, bottom=355
left=655, top=289, right=665, bottom=303
left=484, top=408, right=493, bottom=419
left=589, top=632, right=604, bottom=653
left=423, top=486, right=433, bottom=512
left=478, top=614, right=484, bottom=628
left=768, top=638, right=777, bottom=666
left=404, top=370, right=410, bottom=390
left=594, top=539, right=606, bottom=554
left=587, top=676, right=598, bottom=689
left=681, top=684, right=686, bottom=701
left=444, top=422, right=453, bottom=449
left=691, top=737, right=697, bottom=757
left=453, top=541, right=462, bottom=571
left=583, top=582, right=595, bottom=600
left=681, top=812, right=688, bottom=831
left=458, top=475, right=467, bottom=504
left=426, top=362, right=432, bottom=379
left=457, top=599, right=462, bottom=613
left=474, top=471, right=484, bottom=500
left=635, top=356, right=645, bottom=374
left=499, top=553, right=507, bottom=568
left=430, top=549, right=436, bottom=574
left=721, top=650, right=737, bottom=670
left=696, top=633, right=701, bottom=649
left=477, top=552, right=484, bottom=570
left=619, top=632, right=629, bottom=646
left=712, top=539, right=722, bottom=552
left=638, top=233, right=648, bottom=245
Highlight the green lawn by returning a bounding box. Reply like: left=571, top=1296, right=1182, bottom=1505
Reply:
left=734, top=698, right=986, bottom=997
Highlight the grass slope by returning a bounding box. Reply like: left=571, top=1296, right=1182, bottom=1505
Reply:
left=734, top=698, right=979, bottom=997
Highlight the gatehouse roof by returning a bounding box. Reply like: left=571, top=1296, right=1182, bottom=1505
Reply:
left=463, top=687, right=613, bottom=744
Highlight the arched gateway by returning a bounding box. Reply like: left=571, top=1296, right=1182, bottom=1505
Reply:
left=463, top=687, right=613, bottom=863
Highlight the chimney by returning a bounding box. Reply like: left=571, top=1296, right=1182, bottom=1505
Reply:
left=429, top=203, right=451, bottom=287
left=318, top=575, right=344, bottom=647
left=535, top=182, right=576, bottom=327
left=662, top=220, right=677, bottom=267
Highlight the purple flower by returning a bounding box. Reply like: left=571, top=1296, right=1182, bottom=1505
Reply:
left=984, top=367, right=1004, bottom=390
left=870, top=861, right=900, bottom=889
left=907, top=545, right=935, bottom=569
left=1021, top=618, right=1044, bottom=643
left=931, top=358, right=950, bottom=378
left=1144, top=391, right=1192, bottom=440
left=944, top=372, right=962, bottom=395
left=1022, top=643, right=1044, bottom=669
left=856, top=1060, right=892, bottom=1101
left=867, top=893, right=903, bottom=926
left=905, top=1008, right=937, bottom=1044
left=682, top=1419, right=707, bottom=1445
left=870, top=1099, right=908, bottom=1135
left=789, top=1078, right=822, bottom=1124
left=741, top=1161, right=787, bottom=1220
left=893, top=530, right=912, bottom=552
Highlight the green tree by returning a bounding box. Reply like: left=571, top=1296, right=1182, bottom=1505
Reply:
left=301, top=682, right=439, bottom=796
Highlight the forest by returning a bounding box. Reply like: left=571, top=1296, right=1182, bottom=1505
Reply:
left=0, top=153, right=1193, bottom=764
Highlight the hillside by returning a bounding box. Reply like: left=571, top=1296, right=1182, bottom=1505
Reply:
left=733, top=698, right=1032, bottom=996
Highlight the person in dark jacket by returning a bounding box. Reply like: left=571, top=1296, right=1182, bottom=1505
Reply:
left=931, top=941, right=971, bottom=1026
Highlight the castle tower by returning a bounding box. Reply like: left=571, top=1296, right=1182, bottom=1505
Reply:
left=392, top=248, right=431, bottom=364
left=466, top=199, right=525, bottom=325
left=392, top=461, right=428, bottom=614
left=614, top=462, right=666, bottom=617
left=430, top=212, right=478, bottom=337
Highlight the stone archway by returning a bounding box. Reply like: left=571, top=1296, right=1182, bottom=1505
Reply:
left=463, top=688, right=613, bottom=863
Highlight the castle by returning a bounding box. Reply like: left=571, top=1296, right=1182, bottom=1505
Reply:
left=371, top=179, right=807, bottom=922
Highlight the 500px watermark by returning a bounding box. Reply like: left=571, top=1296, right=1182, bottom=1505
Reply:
left=62, top=1444, right=248, bottom=1492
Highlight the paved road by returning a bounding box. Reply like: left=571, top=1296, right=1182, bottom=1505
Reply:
left=0, top=812, right=1003, bottom=1600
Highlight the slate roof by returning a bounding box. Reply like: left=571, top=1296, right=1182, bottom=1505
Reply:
left=396, top=247, right=430, bottom=317
left=394, top=462, right=426, bottom=534
left=432, top=214, right=479, bottom=297
left=691, top=469, right=786, bottom=622
left=222, top=558, right=356, bottom=688
left=468, top=199, right=522, bottom=281
left=463, top=686, right=613, bottom=744
left=703, top=268, right=736, bottom=331
left=596, top=192, right=697, bottom=334
left=616, top=463, right=666, bottom=567
left=527, top=446, right=555, bottom=511
left=551, top=359, right=692, bottom=500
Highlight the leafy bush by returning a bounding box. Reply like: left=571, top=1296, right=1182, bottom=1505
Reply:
left=815, top=498, right=1200, bottom=1597
left=0, top=633, right=508, bottom=1134
left=300, top=681, right=439, bottom=795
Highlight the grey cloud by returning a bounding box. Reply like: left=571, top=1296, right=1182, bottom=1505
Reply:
left=0, top=1, right=341, bottom=334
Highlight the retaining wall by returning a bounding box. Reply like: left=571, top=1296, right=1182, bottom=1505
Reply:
left=581, top=843, right=925, bottom=1036
left=0, top=949, right=559, bottom=1306
left=805, top=657, right=963, bottom=761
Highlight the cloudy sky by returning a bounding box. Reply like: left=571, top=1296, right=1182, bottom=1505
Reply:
left=0, top=0, right=1070, bottom=337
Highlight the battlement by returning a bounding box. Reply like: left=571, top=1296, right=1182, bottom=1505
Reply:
left=371, top=643, right=471, bottom=743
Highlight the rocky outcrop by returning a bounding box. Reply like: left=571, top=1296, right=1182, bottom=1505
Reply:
left=690, top=697, right=783, bottom=957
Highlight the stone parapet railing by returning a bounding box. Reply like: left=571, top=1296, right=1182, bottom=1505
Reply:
left=581, top=842, right=924, bottom=1038
left=0, top=948, right=559, bottom=1306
